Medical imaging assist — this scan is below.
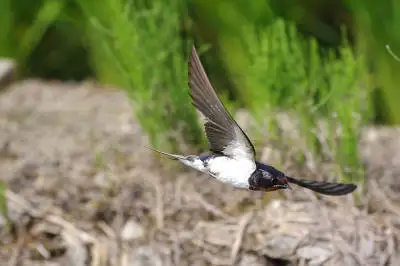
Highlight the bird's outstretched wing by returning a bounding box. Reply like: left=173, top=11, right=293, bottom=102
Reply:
left=286, top=176, right=357, bottom=196
left=188, top=46, right=256, bottom=161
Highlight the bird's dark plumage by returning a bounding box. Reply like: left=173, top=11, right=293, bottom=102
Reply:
left=285, top=176, right=357, bottom=196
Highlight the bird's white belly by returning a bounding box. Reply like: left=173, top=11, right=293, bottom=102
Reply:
left=206, top=157, right=256, bottom=188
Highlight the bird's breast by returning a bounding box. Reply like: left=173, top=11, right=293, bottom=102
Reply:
left=205, top=156, right=256, bottom=188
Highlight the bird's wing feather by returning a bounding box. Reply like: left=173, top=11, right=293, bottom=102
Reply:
left=188, top=46, right=255, bottom=160
left=286, top=176, right=356, bottom=196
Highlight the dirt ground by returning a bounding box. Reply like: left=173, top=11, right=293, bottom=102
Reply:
left=1, top=79, right=400, bottom=266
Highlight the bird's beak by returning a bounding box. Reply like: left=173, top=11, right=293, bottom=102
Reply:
left=279, top=183, right=292, bottom=190
left=275, top=177, right=291, bottom=190
left=272, top=183, right=291, bottom=190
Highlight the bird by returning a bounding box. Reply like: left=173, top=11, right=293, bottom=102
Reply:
left=149, top=46, right=357, bottom=196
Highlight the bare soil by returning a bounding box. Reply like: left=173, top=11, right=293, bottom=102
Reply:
left=0, top=79, right=400, bottom=266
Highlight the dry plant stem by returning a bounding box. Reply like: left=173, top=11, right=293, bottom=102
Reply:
left=229, top=212, right=253, bottom=264
left=386, top=45, right=400, bottom=62
left=148, top=177, right=164, bottom=229
left=7, top=227, right=24, bottom=266
left=190, top=191, right=233, bottom=220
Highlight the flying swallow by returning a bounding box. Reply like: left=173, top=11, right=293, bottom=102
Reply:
left=150, top=46, right=357, bottom=196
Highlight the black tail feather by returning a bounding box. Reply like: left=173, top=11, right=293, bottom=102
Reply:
left=286, top=176, right=357, bottom=196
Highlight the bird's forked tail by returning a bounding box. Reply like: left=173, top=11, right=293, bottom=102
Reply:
left=145, top=146, right=185, bottom=160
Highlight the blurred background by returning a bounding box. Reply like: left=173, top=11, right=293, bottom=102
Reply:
left=2, top=0, right=400, bottom=195
left=2, top=0, right=400, bottom=185
left=2, top=1, right=400, bottom=265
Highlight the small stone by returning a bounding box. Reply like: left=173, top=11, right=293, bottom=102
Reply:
left=121, top=219, right=145, bottom=241
left=296, top=245, right=332, bottom=262
left=359, top=236, right=374, bottom=258
left=127, top=246, right=164, bottom=266
left=265, top=235, right=298, bottom=258
left=238, top=253, right=267, bottom=266
left=59, top=233, right=87, bottom=266
left=93, top=172, right=108, bottom=187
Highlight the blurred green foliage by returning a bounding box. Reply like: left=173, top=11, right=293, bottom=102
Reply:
left=76, top=0, right=204, bottom=151
left=1, top=0, right=399, bottom=185
left=346, top=0, right=400, bottom=124
left=241, top=20, right=370, bottom=184
left=0, top=0, right=92, bottom=79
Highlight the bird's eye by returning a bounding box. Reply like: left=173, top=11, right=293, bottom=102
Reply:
left=272, top=178, right=278, bottom=185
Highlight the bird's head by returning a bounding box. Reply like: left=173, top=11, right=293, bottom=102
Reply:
left=249, top=168, right=290, bottom=192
